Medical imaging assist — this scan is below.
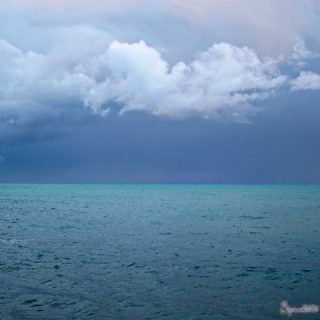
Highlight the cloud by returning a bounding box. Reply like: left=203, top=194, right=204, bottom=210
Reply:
left=291, top=37, right=319, bottom=60
left=171, top=0, right=320, bottom=56
left=3, top=0, right=141, bottom=15
left=1, top=0, right=320, bottom=60
left=292, top=71, right=320, bottom=91
left=0, top=38, right=288, bottom=123
left=85, top=41, right=287, bottom=119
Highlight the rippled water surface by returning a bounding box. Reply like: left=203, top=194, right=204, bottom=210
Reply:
left=1, top=184, right=320, bottom=319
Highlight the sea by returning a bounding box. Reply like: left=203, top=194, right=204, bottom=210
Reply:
left=0, top=184, right=319, bottom=320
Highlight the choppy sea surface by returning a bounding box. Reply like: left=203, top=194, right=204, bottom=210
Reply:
left=0, top=184, right=320, bottom=320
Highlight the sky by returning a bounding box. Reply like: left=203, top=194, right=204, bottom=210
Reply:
left=0, top=0, right=320, bottom=183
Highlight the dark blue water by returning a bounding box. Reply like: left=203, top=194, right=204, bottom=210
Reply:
left=1, top=184, right=320, bottom=319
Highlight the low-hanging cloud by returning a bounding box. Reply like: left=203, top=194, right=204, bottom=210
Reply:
left=0, top=38, right=289, bottom=123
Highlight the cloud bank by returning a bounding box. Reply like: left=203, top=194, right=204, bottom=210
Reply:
left=0, top=0, right=320, bottom=127
left=0, top=38, right=289, bottom=123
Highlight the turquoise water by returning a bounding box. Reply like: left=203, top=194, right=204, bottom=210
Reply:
left=0, top=184, right=319, bottom=319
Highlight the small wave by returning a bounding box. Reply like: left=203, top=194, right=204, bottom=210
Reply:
left=0, top=238, right=34, bottom=245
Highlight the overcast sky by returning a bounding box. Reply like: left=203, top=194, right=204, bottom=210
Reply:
left=0, top=0, right=320, bottom=183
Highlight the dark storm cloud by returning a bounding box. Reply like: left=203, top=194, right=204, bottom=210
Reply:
left=1, top=88, right=320, bottom=183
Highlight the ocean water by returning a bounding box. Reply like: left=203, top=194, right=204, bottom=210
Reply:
left=0, top=184, right=319, bottom=320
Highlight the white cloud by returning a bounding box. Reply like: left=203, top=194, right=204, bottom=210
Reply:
left=292, top=71, right=320, bottom=91
left=292, top=37, right=318, bottom=60
left=0, top=39, right=287, bottom=122
left=86, top=41, right=287, bottom=119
